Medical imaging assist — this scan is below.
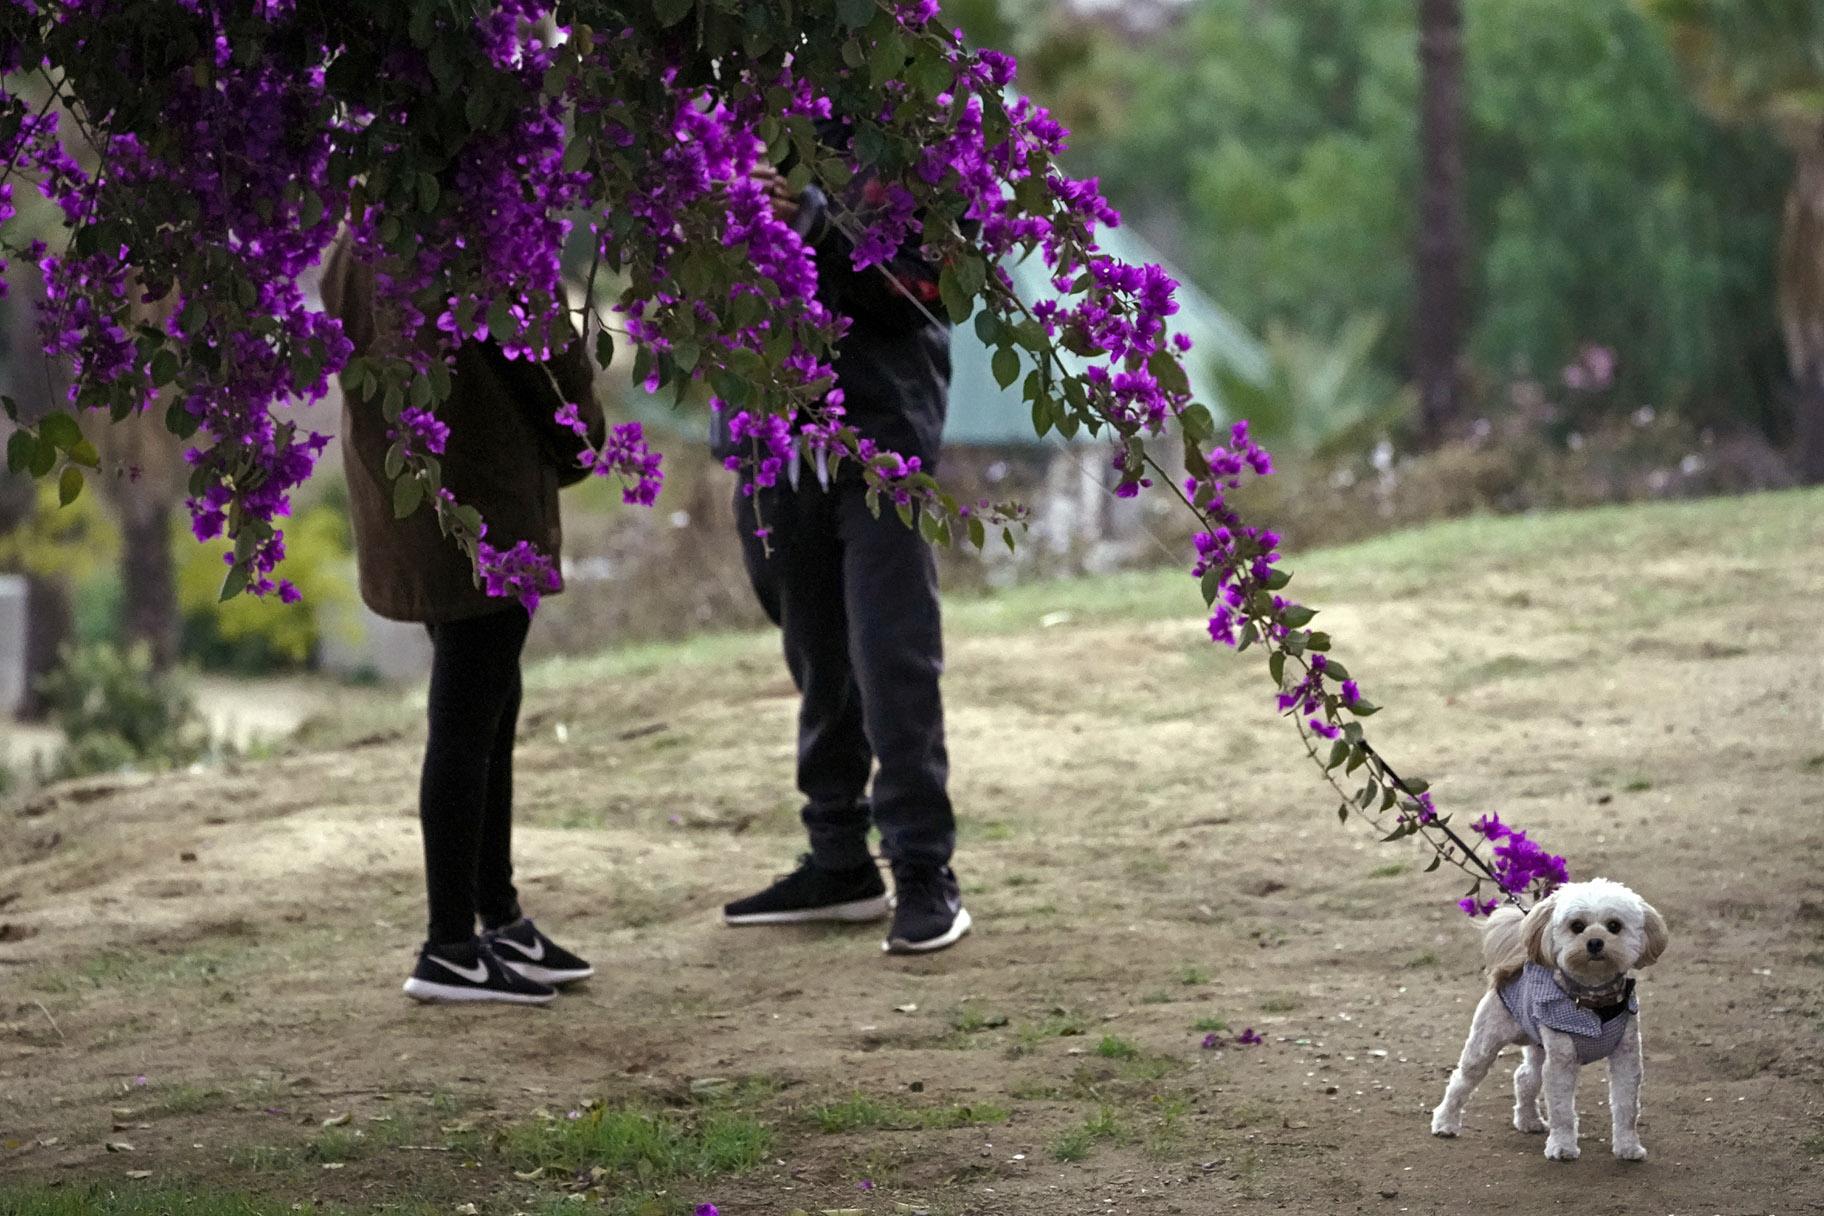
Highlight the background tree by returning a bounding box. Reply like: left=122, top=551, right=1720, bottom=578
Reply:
left=959, top=0, right=1790, bottom=450
left=1415, top=0, right=1467, bottom=439
left=1643, top=0, right=1824, bottom=481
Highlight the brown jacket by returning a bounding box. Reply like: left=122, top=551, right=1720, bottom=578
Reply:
left=320, top=238, right=601, bottom=623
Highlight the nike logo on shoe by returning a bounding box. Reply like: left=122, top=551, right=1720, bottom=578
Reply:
left=495, top=935, right=545, bottom=962
left=427, top=953, right=490, bottom=983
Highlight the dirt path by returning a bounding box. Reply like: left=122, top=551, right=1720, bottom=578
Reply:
left=2, top=491, right=1822, bottom=1215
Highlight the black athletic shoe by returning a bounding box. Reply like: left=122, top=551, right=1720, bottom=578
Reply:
left=884, top=863, right=972, bottom=954
left=402, top=938, right=556, bottom=1005
left=484, top=917, right=594, bottom=987
left=722, top=854, right=890, bottom=925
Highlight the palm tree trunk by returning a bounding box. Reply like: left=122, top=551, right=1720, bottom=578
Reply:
left=1779, top=135, right=1824, bottom=484
left=1416, top=0, right=1468, bottom=442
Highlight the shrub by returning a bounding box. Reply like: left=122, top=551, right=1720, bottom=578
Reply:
left=36, top=642, right=204, bottom=778
left=176, top=501, right=354, bottom=672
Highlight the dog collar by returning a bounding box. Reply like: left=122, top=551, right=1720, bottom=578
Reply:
left=1553, top=969, right=1632, bottom=1011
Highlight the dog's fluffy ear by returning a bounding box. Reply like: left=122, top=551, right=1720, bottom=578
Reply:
left=1636, top=902, right=1669, bottom=968
left=1521, top=893, right=1557, bottom=968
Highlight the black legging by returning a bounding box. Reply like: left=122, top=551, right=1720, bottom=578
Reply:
left=420, top=606, right=531, bottom=946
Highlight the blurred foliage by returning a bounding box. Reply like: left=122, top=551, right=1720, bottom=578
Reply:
left=1216, top=314, right=1414, bottom=456
left=953, top=0, right=1793, bottom=435
left=0, top=479, right=119, bottom=581
left=1640, top=0, right=1824, bottom=138
left=177, top=501, right=354, bottom=672
left=36, top=641, right=204, bottom=779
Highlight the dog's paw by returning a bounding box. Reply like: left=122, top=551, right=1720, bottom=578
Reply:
left=1513, top=1111, right=1546, bottom=1134
left=1543, top=1137, right=1580, bottom=1162
left=1429, top=1108, right=1462, bottom=1137
left=1612, top=1139, right=1647, bottom=1162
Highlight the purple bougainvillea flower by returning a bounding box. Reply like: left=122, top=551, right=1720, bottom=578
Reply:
left=857, top=1179, right=875, bottom=1191
left=1201, top=1032, right=1220, bottom=1050
left=695, top=1205, right=719, bottom=1216
left=1236, top=1028, right=1263, bottom=1045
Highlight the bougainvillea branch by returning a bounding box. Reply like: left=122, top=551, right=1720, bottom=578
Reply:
left=0, top=0, right=1565, bottom=913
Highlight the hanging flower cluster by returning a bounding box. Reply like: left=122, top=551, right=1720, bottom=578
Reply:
left=0, top=0, right=1563, bottom=913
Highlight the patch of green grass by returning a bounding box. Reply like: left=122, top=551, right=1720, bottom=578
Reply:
left=1405, top=949, right=1440, bottom=969
left=1139, top=990, right=1174, bottom=1005
left=1003, top=873, right=1039, bottom=887
left=501, top=1102, right=771, bottom=1183
left=1801, top=1132, right=1824, bottom=1158
left=1190, top=1016, right=1229, bottom=1033
left=1369, top=862, right=1406, bottom=879
left=1015, top=1010, right=1090, bottom=1048
left=144, top=1082, right=226, bottom=1116
left=1094, top=1034, right=1141, bottom=1060
left=808, top=1094, right=1008, bottom=1134
left=1051, top=1106, right=1126, bottom=1162
left=1176, top=963, right=1211, bottom=985
left=31, top=944, right=251, bottom=995
left=1258, top=993, right=1302, bottom=1014
left=1141, top=1095, right=1193, bottom=1160
left=1623, top=777, right=1653, bottom=792
left=0, top=1185, right=433, bottom=1216
left=950, top=1003, right=1010, bottom=1034
left=228, top=1142, right=300, bottom=1172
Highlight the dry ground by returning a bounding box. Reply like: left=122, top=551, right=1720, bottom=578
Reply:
left=2, top=489, right=1822, bottom=1216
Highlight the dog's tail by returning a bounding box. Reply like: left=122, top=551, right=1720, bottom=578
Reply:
left=1479, top=904, right=1527, bottom=985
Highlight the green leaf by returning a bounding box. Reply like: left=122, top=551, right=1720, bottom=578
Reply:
left=6, top=430, right=37, bottom=475
left=1268, top=651, right=1286, bottom=686
left=869, top=31, right=906, bottom=89
left=1305, top=631, right=1331, bottom=652
left=594, top=329, right=615, bottom=369
left=836, top=0, right=876, bottom=27
left=151, top=347, right=181, bottom=387
left=1325, top=738, right=1349, bottom=770
left=26, top=435, right=56, bottom=478
left=300, top=188, right=325, bottom=229
left=57, top=465, right=83, bottom=506
left=561, top=136, right=590, bottom=174
left=654, top=0, right=694, bottom=25
left=417, top=171, right=441, bottom=212
left=967, top=515, right=985, bottom=549
left=219, top=563, right=250, bottom=602
left=1264, top=567, right=1292, bottom=590
left=39, top=412, right=81, bottom=451
left=973, top=310, right=1002, bottom=345
left=1199, top=567, right=1222, bottom=608
left=1425, top=855, right=1442, bottom=873
left=67, top=439, right=99, bottom=468
left=486, top=297, right=517, bottom=345
left=1280, top=604, right=1317, bottom=628
left=937, top=263, right=973, bottom=324
left=1337, top=802, right=1349, bottom=824
left=672, top=340, right=701, bottom=373
left=393, top=473, right=425, bottom=519
left=385, top=442, right=405, bottom=481
left=1349, top=699, right=1380, bottom=716
left=991, top=345, right=1020, bottom=390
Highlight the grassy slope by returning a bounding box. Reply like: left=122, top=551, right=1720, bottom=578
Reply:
left=2, top=488, right=1821, bottom=1216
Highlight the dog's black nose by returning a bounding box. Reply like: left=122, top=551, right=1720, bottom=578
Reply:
left=1587, top=938, right=1605, bottom=955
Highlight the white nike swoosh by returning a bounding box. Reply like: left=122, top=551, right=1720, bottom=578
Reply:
left=500, top=936, right=545, bottom=962
left=428, top=954, right=490, bottom=983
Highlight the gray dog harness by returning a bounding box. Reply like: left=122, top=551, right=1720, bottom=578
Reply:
left=1499, top=963, right=1638, bottom=1064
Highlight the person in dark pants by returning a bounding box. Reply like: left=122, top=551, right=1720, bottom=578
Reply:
left=322, top=237, right=601, bottom=1004
left=718, top=159, right=970, bottom=954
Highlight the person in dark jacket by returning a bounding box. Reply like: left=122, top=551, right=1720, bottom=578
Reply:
left=321, top=236, right=603, bottom=1004
left=717, top=157, right=970, bottom=954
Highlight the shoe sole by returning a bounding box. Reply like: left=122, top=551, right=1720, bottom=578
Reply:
left=883, top=906, right=973, bottom=954
left=500, top=960, right=595, bottom=987
left=723, top=894, right=891, bottom=925
left=402, top=977, right=556, bottom=1005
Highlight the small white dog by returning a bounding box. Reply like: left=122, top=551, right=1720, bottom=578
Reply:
left=1430, top=878, right=1669, bottom=1161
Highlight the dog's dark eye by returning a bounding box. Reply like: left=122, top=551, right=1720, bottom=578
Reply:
left=1607, top=920, right=1621, bottom=934
left=1569, top=920, right=1586, bottom=934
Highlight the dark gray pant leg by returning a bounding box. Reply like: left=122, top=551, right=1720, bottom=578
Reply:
left=836, top=484, right=954, bottom=867
left=736, top=481, right=873, bottom=866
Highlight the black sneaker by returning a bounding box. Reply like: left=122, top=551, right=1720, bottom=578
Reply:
left=884, top=863, right=972, bottom=954
left=484, top=917, right=594, bottom=987
left=723, top=854, right=890, bottom=925
left=402, top=938, right=556, bottom=1005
